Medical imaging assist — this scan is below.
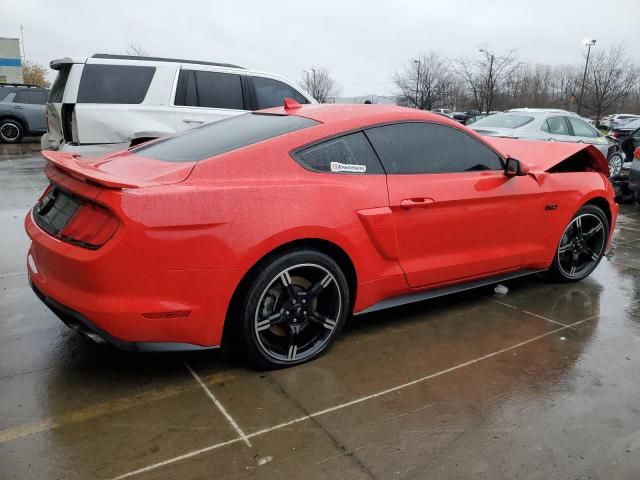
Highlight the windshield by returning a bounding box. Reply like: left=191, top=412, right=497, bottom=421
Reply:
left=470, top=114, right=534, bottom=129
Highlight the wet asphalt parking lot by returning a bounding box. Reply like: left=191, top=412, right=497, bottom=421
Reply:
left=2, top=141, right=640, bottom=480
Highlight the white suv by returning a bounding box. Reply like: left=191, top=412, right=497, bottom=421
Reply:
left=42, top=54, right=316, bottom=156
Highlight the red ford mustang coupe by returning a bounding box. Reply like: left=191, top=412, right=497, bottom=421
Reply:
left=26, top=103, right=617, bottom=368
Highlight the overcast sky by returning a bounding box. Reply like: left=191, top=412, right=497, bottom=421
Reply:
left=2, top=0, right=639, bottom=97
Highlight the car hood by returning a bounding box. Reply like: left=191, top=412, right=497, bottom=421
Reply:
left=485, top=137, right=609, bottom=174
left=41, top=150, right=196, bottom=189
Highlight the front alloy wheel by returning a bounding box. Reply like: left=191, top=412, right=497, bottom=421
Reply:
left=239, top=249, right=350, bottom=369
left=548, top=205, right=609, bottom=282
left=608, top=152, right=624, bottom=177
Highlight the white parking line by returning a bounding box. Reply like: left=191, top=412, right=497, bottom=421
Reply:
left=488, top=297, right=570, bottom=328
left=182, top=360, right=251, bottom=447
left=112, top=316, right=594, bottom=480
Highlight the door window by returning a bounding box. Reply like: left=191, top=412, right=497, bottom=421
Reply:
left=542, top=116, right=570, bottom=135
left=293, top=132, right=384, bottom=174
left=252, top=77, right=308, bottom=109
left=365, top=122, right=503, bottom=174
left=175, top=70, right=245, bottom=110
left=567, top=117, right=599, bottom=138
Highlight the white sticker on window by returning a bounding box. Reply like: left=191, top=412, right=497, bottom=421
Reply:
left=330, top=162, right=366, bottom=173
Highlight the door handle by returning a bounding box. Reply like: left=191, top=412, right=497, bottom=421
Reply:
left=182, top=118, right=204, bottom=124
left=400, top=198, right=435, bottom=209
left=13, top=105, right=24, bottom=109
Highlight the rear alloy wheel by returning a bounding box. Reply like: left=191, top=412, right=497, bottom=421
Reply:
left=607, top=152, right=624, bottom=177
left=239, top=249, right=350, bottom=369
left=0, top=119, right=24, bottom=144
left=548, top=205, right=609, bottom=282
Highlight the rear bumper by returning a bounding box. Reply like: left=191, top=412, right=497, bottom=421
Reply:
left=25, top=210, right=238, bottom=350
left=30, top=281, right=215, bottom=352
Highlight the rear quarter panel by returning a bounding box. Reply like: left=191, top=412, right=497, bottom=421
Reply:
left=111, top=134, right=405, bottom=291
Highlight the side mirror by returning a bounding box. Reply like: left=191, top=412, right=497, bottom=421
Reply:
left=505, top=157, right=529, bottom=177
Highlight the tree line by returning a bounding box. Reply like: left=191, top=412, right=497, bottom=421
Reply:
left=393, top=45, right=640, bottom=121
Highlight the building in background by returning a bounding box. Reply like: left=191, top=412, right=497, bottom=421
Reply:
left=0, top=37, right=24, bottom=84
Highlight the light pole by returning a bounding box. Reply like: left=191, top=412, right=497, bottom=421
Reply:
left=304, top=68, right=317, bottom=99
left=479, top=48, right=495, bottom=113
left=413, top=59, right=420, bottom=109
left=20, top=24, right=26, bottom=61
left=577, top=38, right=596, bottom=115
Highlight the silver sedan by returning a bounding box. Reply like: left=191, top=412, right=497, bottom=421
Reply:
left=469, top=109, right=620, bottom=175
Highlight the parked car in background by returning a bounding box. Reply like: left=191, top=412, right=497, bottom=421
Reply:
left=26, top=104, right=616, bottom=368
left=451, top=110, right=480, bottom=123
left=464, top=113, right=489, bottom=126
left=610, top=115, right=640, bottom=130
left=431, top=108, right=453, bottom=117
left=0, top=83, right=49, bottom=144
left=627, top=143, right=640, bottom=203
left=42, top=54, right=316, bottom=156
left=605, top=114, right=640, bottom=130
left=469, top=109, right=620, bottom=175
left=609, top=118, right=640, bottom=143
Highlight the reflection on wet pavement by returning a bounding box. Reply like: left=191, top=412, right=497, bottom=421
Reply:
left=1, top=143, right=640, bottom=479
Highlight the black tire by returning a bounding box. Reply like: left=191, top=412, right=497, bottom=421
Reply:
left=547, top=205, right=609, bottom=283
left=613, top=183, right=635, bottom=204
left=0, top=119, right=24, bottom=144
left=237, top=249, right=350, bottom=369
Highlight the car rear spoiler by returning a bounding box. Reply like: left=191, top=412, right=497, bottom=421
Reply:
left=41, top=151, right=139, bottom=189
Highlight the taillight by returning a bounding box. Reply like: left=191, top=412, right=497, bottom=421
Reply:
left=58, top=202, right=118, bottom=249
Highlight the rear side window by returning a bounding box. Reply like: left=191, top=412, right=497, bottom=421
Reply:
left=195, top=71, right=244, bottom=109
left=133, top=113, right=318, bottom=162
left=77, top=64, right=155, bottom=104
left=49, top=65, right=71, bottom=103
left=366, top=122, right=503, bottom=174
left=0, top=89, right=11, bottom=101
left=14, top=90, right=49, bottom=104
left=252, top=77, right=308, bottom=109
left=567, top=117, right=599, bottom=138
left=294, top=132, right=384, bottom=174
left=174, top=70, right=245, bottom=110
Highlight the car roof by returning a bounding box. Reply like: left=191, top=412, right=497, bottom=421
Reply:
left=507, top=108, right=579, bottom=115
left=262, top=103, right=473, bottom=133
left=51, top=54, right=244, bottom=70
